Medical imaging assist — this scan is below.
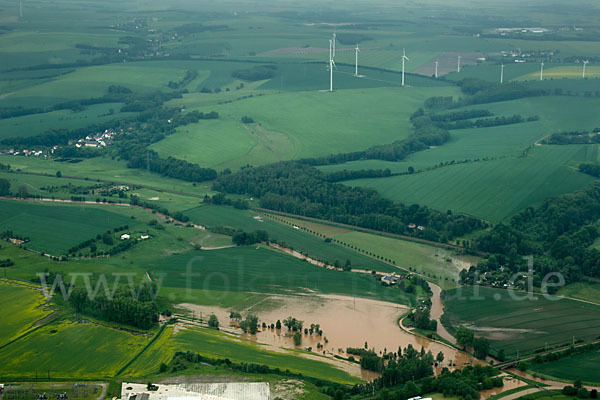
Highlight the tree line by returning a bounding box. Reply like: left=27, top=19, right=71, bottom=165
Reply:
left=214, top=161, right=484, bottom=243
left=324, top=168, right=393, bottom=182
left=231, top=65, right=277, bottom=81
left=579, top=163, right=600, bottom=177
left=434, top=115, right=537, bottom=130
left=544, top=129, right=600, bottom=145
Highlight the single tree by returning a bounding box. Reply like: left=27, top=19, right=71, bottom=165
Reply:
left=473, top=337, right=490, bottom=359
left=208, top=314, right=219, bottom=329
left=455, top=326, right=474, bottom=348
left=436, top=351, right=444, bottom=363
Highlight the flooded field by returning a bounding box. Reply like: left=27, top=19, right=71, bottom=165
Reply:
left=480, top=374, right=527, bottom=399
left=177, top=291, right=476, bottom=380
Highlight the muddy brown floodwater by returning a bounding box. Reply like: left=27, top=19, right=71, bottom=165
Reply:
left=177, top=292, right=476, bottom=380
left=480, top=374, right=527, bottom=399
left=428, top=283, right=457, bottom=345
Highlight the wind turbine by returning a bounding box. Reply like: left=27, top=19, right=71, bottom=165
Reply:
left=354, top=44, right=360, bottom=76
left=332, top=32, right=337, bottom=58
left=401, top=49, right=410, bottom=87
left=583, top=60, right=589, bottom=78
left=434, top=61, right=439, bottom=78
left=328, top=39, right=336, bottom=92
left=457, top=55, right=461, bottom=73
left=500, top=64, right=505, bottom=84
left=540, top=61, right=544, bottom=81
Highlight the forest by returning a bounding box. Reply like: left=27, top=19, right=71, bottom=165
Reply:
left=214, top=161, right=484, bottom=243
left=462, top=182, right=600, bottom=286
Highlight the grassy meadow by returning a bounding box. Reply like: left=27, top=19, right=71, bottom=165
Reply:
left=557, top=281, right=600, bottom=305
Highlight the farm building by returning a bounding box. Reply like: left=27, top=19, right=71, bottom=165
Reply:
left=120, top=234, right=130, bottom=240
left=84, top=140, right=100, bottom=148
left=121, top=382, right=269, bottom=400
left=140, top=233, right=149, bottom=240
left=381, top=275, right=399, bottom=285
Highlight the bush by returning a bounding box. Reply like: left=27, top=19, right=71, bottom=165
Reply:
left=293, top=332, right=302, bottom=346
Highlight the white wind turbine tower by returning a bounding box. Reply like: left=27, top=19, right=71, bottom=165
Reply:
left=457, top=55, right=461, bottom=72
left=354, top=44, right=360, bottom=76
left=328, top=39, right=336, bottom=92
left=434, top=61, right=439, bottom=78
left=332, top=32, right=337, bottom=58
left=401, top=49, right=410, bottom=86
left=583, top=60, right=589, bottom=78
left=500, top=64, right=505, bottom=84
left=540, top=61, right=544, bottom=80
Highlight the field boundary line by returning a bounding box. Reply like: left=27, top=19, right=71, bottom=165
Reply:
left=0, top=313, right=63, bottom=351
left=114, top=323, right=168, bottom=378
left=255, top=207, right=483, bottom=254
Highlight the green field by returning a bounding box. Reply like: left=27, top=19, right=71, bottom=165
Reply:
left=0, top=319, right=147, bottom=379
left=347, top=145, right=596, bottom=222
left=150, top=246, right=412, bottom=305
left=339, top=94, right=600, bottom=222
left=0, top=203, right=232, bottom=283
left=124, top=325, right=360, bottom=384
left=527, top=351, right=600, bottom=384
left=518, top=65, right=600, bottom=80
left=152, top=86, right=460, bottom=170
left=3, top=63, right=189, bottom=106
left=442, top=286, right=600, bottom=358
left=0, top=157, right=214, bottom=199
left=270, top=213, right=479, bottom=285
left=0, top=103, right=136, bottom=139
left=0, top=199, right=142, bottom=254
left=3, top=0, right=600, bottom=389
left=173, top=327, right=361, bottom=384
left=0, top=283, right=52, bottom=347
left=184, top=205, right=395, bottom=272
